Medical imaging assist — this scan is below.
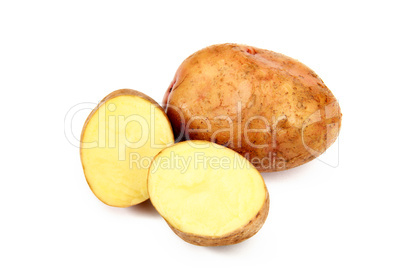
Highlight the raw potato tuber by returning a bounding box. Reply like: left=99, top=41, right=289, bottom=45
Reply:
left=148, top=140, right=269, bottom=246
left=81, top=89, right=174, bottom=207
left=163, top=43, right=342, bottom=172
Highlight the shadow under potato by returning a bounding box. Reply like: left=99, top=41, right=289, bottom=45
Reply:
left=126, top=199, right=160, bottom=218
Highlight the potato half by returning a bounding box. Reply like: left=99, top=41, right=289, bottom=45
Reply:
left=80, top=89, right=174, bottom=207
left=148, top=141, right=269, bottom=246
left=163, top=43, right=342, bottom=172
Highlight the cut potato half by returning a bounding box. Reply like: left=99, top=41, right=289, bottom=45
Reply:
left=81, top=89, right=174, bottom=207
left=148, top=141, right=269, bottom=246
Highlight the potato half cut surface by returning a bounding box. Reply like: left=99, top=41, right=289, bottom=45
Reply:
left=148, top=141, right=269, bottom=246
left=81, top=89, right=174, bottom=207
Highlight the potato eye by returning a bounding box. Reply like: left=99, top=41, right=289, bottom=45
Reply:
left=245, top=47, right=257, bottom=55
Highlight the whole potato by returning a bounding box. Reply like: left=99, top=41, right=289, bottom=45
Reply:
left=163, top=44, right=342, bottom=172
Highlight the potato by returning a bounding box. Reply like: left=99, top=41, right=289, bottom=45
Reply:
left=148, top=140, right=269, bottom=246
left=80, top=89, right=174, bottom=207
left=163, top=44, right=342, bottom=172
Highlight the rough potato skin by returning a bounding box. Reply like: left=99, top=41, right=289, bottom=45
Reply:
left=164, top=44, right=342, bottom=172
left=167, top=186, right=269, bottom=246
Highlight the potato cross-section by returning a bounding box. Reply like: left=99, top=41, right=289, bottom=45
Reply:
left=148, top=141, right=269, bottom=246
left=81, top=89, right=174, bottom=207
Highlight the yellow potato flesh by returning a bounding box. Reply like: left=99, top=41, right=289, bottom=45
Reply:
left=81, top=95, right=174, bottom=207
left=148, top=141, right=266, bottom=237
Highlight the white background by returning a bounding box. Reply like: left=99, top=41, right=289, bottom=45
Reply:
left=1, top=1, right=401, bottom=267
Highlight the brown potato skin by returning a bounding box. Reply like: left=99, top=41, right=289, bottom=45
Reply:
left=164, top=44, right=342, bottom=172
left=80, top=89, right=172, bottom=207
left=167, top=186, right=269, bottom=246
